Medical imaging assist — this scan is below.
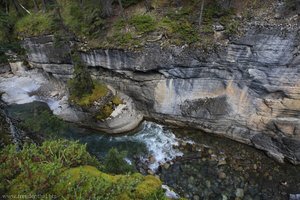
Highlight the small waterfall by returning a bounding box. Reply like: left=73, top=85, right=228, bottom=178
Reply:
left=0, top=101, right=23, bottom=149
left=5, top=114, right=22, bottom=149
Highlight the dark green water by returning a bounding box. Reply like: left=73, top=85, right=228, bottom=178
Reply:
left=5, top=101, right=300, bottom=200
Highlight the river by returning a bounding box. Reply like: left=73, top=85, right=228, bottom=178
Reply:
left=4, top=101, right=300, bottom=200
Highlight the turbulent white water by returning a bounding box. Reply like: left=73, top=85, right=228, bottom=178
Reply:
left=0, top=74, right=42, bottom=104
left=115, top=121, right=185, bottom=171
left=0, top=71, right=81, bottom=121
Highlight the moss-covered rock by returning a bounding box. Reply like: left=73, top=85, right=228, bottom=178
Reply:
left=135, top=175, right=163, bottom=199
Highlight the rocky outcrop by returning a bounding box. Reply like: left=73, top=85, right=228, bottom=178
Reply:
left=22, top=24, right=300, bottom=164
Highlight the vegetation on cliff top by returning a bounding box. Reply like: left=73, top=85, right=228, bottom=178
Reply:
left=3, top=0, right=298, bottom=52
left=0, top=139, right=166, bottom=199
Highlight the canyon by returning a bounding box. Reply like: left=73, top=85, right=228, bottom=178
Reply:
left=16, top=22, right=300, bottom=165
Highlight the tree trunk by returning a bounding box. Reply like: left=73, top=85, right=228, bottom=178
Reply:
left=12, top=0, right=21, bottom=15
left=42, top=0, right=47, bottom=13
left=5, top=0, right=9, bottom=14
left=32, top=0, right=38, bottom=12
left=145, top=0, right=152, bottom=12
left=199, top=0, right=205, bottom=27
left=101, top=0, right=113, bottom=17
left=117, top=0, right=124, bottom=18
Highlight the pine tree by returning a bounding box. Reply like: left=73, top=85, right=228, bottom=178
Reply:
left=68, top=52, right=94, bottom=99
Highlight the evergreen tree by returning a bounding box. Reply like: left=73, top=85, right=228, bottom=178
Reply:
left=68, top=52, right=94, bottom=99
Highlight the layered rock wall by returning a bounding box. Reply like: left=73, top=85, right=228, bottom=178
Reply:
left=22, top=26, right=300, bottom=164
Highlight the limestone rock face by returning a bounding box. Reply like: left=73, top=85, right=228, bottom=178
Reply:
left=23, top=26, right=300, bottom=164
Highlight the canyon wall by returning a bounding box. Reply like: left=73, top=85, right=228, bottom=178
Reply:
left=22, top=25, right=300, bottom=164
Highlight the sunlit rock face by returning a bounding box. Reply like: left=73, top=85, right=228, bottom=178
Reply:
left=23, top=26, right=300, bottom=164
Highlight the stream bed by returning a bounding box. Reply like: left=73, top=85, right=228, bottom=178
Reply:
left=4, top=101, right=300, bottom=200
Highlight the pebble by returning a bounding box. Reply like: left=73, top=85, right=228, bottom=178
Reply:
left=188, top=176, right=195, bottom=184
left=193, top=195, right=200, bottom=200
left=163, top=163, right=170, bottom=169
left=222, top=194, right=228, bottom=200
left=205, top=180, right=211, bottom=188
left=218, top=160, right=227, bottom=166
left=218, top=172, right=227, bottom=179
left=253, top=164, right=257, bottom=170
left=235, top=188, right=244, bottom=198
left=149, top=156, right=156, bottom=164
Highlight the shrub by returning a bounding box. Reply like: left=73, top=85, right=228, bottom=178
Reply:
left=96, top=104, right=113, bottom=120
left=58, top=0, right=105, bottom=37
left=129, top=14, right=156, bottom=34
left=21, top=110, right=66, bottom=136
left=122, top=0, right=142, bottom=7
left=76, top=83, right=108, bottom=107
left=15, top=12, right=55, bottom=37
left=103, top=148, right=135, bottom=174
left=112, top=95, right=123, bottom=105
left=0, top=140, right=166, bottom=199
left=160, top=17, right=199, bottom=44
left=0, top=140, right=99, bottom=195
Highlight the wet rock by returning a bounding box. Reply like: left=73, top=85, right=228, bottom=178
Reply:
left=218, top=159, right=227, bottom=166
left=149, top=156, right=156, bottom=164
left=289, top=194, right=300, bottom=200
left=222, top=194, right=228, bottom=200
left=163, top=163, right=170, bottom=169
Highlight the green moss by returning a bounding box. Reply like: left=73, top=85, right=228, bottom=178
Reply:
left=135, top=175, right=163, bottom=199
left=96, top=104, right=113, bottom=120
left=159, top=17, right=199, bottom=44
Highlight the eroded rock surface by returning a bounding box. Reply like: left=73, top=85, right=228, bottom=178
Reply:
left=22, top=25, right=300, bottom=164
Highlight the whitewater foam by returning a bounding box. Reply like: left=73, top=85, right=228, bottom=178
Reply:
left=0, top=75, right=41, bottom=104
left=115, top=121, right=185, bottom=171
